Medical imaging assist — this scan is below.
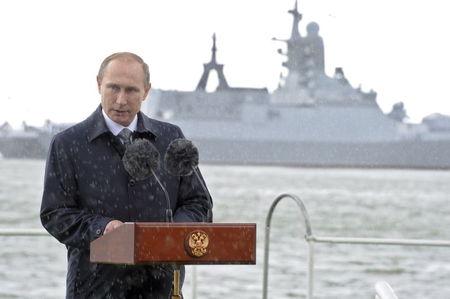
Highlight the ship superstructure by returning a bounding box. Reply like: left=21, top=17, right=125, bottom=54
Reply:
left=141, top=0, right=450, bottom=168
left=271, top=1, right=376, bottom=106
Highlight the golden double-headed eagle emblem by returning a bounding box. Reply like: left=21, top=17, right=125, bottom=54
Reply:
left=186, top=230, right=209, bottom=257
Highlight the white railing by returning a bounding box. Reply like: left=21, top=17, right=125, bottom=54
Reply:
left=0, top=228, right=48, bottom=236
left=262, top=193, right=450, bottom=299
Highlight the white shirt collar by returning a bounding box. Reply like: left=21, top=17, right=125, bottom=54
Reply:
left=102, top=109, right=138, bottom=136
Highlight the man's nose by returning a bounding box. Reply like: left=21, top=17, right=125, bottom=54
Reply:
left=116, top=91, right=127, bottom=105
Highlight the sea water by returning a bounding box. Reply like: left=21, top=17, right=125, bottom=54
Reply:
left=1, top=159, right=450, bottom=298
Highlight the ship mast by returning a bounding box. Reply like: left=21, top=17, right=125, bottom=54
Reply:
left=196, top=33, right=230, bottom=91
left=278, top=0, right=308, bottom=88
left=211, top=33, right=218, bottom=64
left=288, top=0, right=302, bottom=41
left=274, top=0, right=326, bottom=91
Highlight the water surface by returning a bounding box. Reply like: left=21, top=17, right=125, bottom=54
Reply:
left=1, top=159, right=449, bottom=298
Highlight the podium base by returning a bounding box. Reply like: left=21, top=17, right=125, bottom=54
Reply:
left=172, top=268, right=182, bottom=299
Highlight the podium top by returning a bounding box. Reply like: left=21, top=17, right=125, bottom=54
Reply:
left=90, top=222, right=256, bottom=265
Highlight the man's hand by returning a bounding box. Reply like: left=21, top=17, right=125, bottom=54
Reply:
left=103, top=220, right=124, bottom=235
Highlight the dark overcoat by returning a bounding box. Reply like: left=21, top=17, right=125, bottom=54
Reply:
left=40, top=106, right=211, bottom=298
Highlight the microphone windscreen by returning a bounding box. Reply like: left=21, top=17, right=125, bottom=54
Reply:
left=164, top=138, right=199, bottom=176
left=123, top=138, right=160, bottom=181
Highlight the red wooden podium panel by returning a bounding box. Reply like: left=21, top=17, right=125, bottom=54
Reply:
left=90, top=222, right=256, bottom=265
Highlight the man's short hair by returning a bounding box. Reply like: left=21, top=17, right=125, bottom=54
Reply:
left=97, top=52, right=151, bottom=88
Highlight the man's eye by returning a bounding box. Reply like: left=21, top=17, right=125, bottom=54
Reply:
left=109, top=85, right=120, bottom=92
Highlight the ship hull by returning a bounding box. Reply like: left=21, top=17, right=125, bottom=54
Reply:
left=193, top=138, right=450, bottom=169
left=2, top=133, right=449, bottom=169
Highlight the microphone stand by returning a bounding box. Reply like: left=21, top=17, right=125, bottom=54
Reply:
left=150, top=169, right=173, bottom=223
left=150, top=169, right=181, bottom=298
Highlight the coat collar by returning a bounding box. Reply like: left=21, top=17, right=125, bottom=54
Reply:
left=87, top=105, right=159, bottom=142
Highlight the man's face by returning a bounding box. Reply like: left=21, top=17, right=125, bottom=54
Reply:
left=97, top=58, right=150, bottom=127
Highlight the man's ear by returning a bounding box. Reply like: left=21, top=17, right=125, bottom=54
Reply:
left=143, top=83, right=152, bottom=101
left=96, top=76, right=102, bottom=93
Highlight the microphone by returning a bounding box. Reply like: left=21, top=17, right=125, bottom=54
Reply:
left=122, top=138, right=173, bottom=222
left=164, top=138, right=213, bottom=222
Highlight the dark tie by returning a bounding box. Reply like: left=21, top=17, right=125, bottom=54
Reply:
left=118, top=128, right=133, bottom=145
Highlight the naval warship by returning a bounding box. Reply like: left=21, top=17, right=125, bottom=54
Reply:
left=1, top=1, right=450, bottom=168
left=141, top=1, right=450, bottom=169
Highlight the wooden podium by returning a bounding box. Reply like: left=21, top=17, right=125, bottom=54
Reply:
left=90, top=222, right=256, bottom=298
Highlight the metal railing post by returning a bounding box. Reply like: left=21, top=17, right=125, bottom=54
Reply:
left=191, top=265, right=198, bottom=299
left=307, top=240, right=314, bottom=299
left=262, top=193, right=314, bottom=299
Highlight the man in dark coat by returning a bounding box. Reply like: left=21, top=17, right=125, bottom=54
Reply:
left=40, top=52, right=211, bottom=298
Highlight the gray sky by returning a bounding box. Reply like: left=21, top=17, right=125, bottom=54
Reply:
left=1, top=0, right=449, bottom=127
